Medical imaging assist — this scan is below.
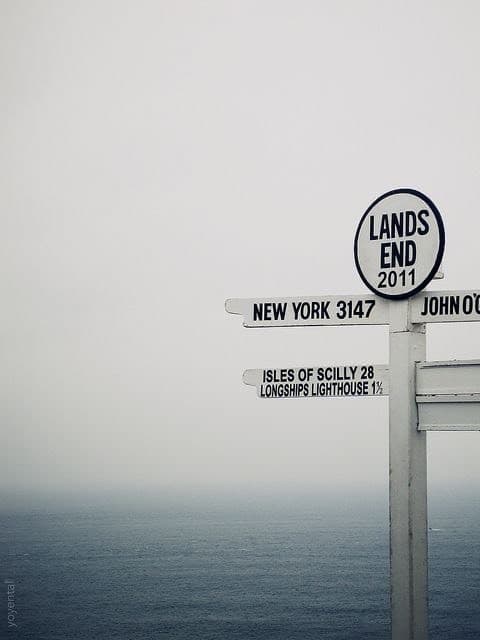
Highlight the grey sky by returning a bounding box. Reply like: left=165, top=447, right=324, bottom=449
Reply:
left=2, top=1, right=479, bottom=499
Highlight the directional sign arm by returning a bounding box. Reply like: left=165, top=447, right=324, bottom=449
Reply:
left=225, top=295, right=390, bottom=327
left=416, top=360, right=480, bottom=430
left=411, top=290, right=480, bottom=323
left=225, top=298, right=244, bottom=315
left=243, top=364, right=389, bottom=398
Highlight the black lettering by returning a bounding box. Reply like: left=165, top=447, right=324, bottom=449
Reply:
left=379, top=214, right=390, bottom=239
left=365, top=300, right=375, bottom=318
left=405, top=211, right=417, bottom=236
left=405, top=240, right=416, bottom=266
left=380, top=242, right=391, bottom=268
left=417, top=210, right=430, bottom=235
left=391, top=242, right=403, bottom=268
left=253, top=303, right=263, bottom=321
left=387, top=240, right=416, bottom=268
left=336, top=300, right=346, bottom=319
left=450, top=296, right=460, bottom=315
left=391, top=211, right=403, bottom=239
left=272, top=302, right=287, bottom=320
left=463, top=295, right=473, bottom=315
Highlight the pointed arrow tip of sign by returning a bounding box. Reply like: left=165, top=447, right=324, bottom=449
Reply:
left=225, top=298, right=243, bottom=315
left=242, top=370, right=257, bottom=386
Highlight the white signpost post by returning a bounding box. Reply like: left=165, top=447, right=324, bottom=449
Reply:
left=225, top=189, right=479, bottom=640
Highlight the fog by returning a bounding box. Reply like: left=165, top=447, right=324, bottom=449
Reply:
left=2, top=1, right=480, bottom=503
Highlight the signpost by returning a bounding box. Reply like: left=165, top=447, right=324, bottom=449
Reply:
left=354, top=188, right=445, bottom=300
left=225, top=189, right=479, bottom=640
left=243, top=364, right=389, bottom=398
left=416, top=360, right=480, bottom=431
left=410, top=290, right=480, bottom=323
left=225, top=294, right=389, bottom=327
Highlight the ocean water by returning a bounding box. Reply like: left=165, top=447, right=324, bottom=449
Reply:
left=1, top=495, right=479, bottom=639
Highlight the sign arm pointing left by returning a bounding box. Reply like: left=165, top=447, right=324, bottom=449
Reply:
left=225, top=298, right=244, bottom=315
left=225, top=295, right=390, bottom=327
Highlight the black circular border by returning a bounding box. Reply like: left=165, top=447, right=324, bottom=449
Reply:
left=353, top=188, right=445, bottom=300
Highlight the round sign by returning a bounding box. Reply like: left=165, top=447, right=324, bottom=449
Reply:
left=354, top=189, right=445, bottom=300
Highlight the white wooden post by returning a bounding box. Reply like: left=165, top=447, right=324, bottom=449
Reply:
left=389, top=299, right=428, bottom=640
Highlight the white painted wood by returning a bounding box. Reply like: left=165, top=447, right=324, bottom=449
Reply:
left=417, top=399, right=480, bottom=431
left=416, top=360, right=480, bottom=395
left=410, top=290, right=480, bottom=323
left=389, top=300, right=428, bottom=640
left=416, top=360, right=480, bottom=430
left=225, top=294, right=389, bottom=327
left=243, top=364, right=389, bottom=398
left=418, top=394, right=480, bottom=403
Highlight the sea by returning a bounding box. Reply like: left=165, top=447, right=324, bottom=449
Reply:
left=1, top=492, right=479, bottom=640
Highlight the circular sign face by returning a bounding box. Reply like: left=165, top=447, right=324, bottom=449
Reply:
left=354, top=189, right=445, bottom=300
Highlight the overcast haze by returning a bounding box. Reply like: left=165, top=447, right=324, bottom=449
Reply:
left=2, top=1, right=480, bottom=503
